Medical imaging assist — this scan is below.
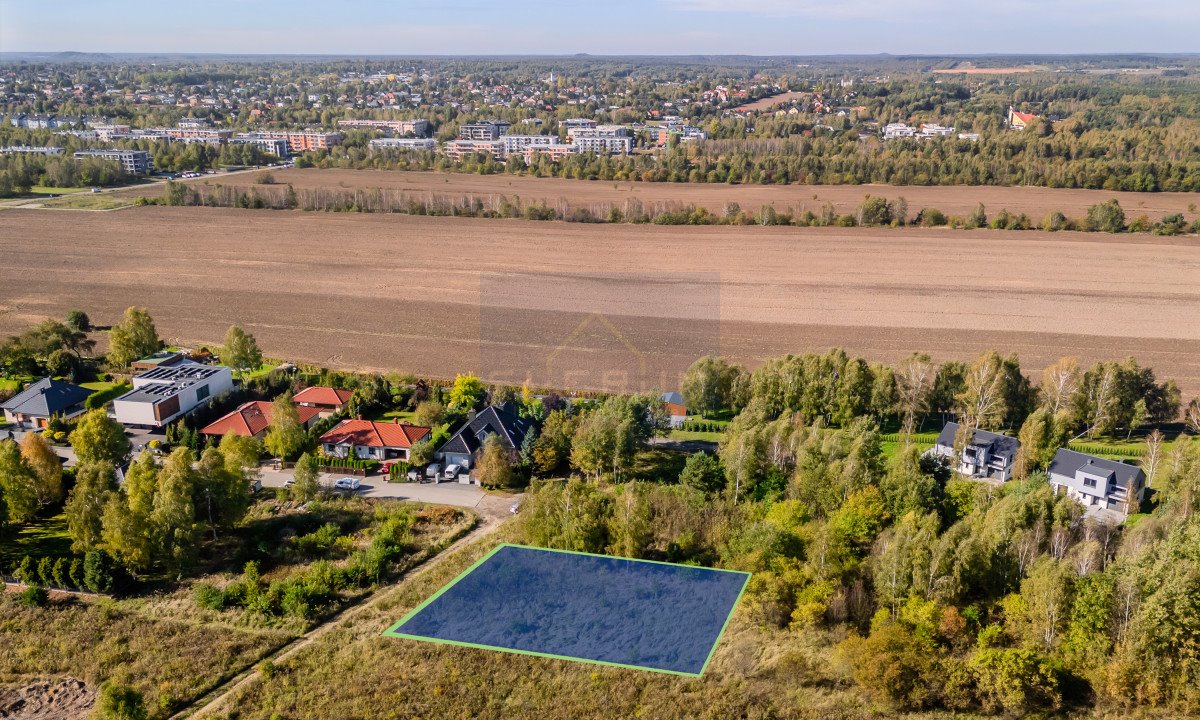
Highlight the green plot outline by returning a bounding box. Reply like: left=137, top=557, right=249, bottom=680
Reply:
left=382, top=543, right=750, bottom=677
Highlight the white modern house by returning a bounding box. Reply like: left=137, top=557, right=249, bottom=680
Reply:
left=1048, top=449, right=1146, bottom=520
left=932, top=421, right=1020, bottom=482
left=112, top=364, right=234, bottom=428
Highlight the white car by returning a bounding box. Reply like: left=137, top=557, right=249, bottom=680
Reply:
left=510, top=501, right=522, bottom=514
left=425, top=463, right=441, bottom=481
left=443, top=464, right=461, bottom=480
left=407, top=469, right=420, bottom=482
left=333, top=476, right=360, bottom=491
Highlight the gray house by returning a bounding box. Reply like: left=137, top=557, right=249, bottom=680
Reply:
left=438, top=405, right=531, bottom=484
left=1048, top=448, right=1146, bottom=520
left=1, top=378, right=92, bottom=429
left=932, top=421, right=1020, bottom=482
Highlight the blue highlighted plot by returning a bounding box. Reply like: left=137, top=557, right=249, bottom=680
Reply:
left=384, top=544, right=750, bottom=676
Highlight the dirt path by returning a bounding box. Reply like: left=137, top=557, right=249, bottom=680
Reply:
left=171, top=494, right=515, bottom=719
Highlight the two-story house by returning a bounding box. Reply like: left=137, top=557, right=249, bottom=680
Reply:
left=1047, top=448, right=1146, bottom=520
left=932, top=421, right=1021, bottom=482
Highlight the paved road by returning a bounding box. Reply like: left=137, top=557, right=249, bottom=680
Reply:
left=258, top=464, right=515, bottom=513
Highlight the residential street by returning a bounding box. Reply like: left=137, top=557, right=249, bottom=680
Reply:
left=257, top=464, right=517, bottom=517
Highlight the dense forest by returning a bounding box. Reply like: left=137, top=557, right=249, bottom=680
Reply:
left=513, top=350, right=1200, bottom=717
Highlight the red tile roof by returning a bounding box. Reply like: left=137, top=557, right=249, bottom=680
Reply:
left=293, top=386, right=353, bottom=407
left=319, top=419, right=431, bottom=449
left=665, top=402, right=688, bottom=417
left=201, top=400, right=320, bottom=437
left=1010, top=109, right=1037, bottom=124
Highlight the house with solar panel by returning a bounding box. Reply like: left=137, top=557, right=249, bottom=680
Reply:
left=1048, top=448, right=1146, bottom=520
left=112, top=364, right=234, bottom=428
left=1, top=378, right=92, bottom=429
left=931, top=421, right=1021, bottom=482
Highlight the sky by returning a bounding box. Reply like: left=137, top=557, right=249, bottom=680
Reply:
left=2, top=0, right=1198, bottom=56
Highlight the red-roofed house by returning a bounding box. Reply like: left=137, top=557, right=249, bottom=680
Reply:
left=293, top=386, right=353, bottom=416
left=200, top=400, right=321, bottom=439
left=1007, top=106, right=1038, bottom=130
left=319, top=419, right=431, bottom=461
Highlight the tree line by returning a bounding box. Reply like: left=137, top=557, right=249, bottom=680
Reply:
left=149, top=180, right=1200, bottom=236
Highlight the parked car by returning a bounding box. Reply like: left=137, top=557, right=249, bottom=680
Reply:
left=443, top=464, right=461, bottom=480
left=425, top=463, right=441, bottom=481
left=283, top=478, right=296, bottom=489
left=90, top=186, right=101, bottom=193
left=333, top=476, right=360, bottom=491
left=510, top=501, right=522, bottom=514
left=407, top=469, right=420, bottom=482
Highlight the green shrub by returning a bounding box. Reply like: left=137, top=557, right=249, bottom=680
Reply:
left=18, top=585, right=48, bottom=607
left=194, top=583, right=227, bottom=611
left=36, top=557, right=54, bottom=586
left=83, top=550, right=115, bottom=593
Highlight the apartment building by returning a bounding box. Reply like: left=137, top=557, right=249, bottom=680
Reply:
left=500, top=134, right=556, bottom=153
left=241, top=130, right=341, bottom=152
left=368, top=137, right=437, bottom=151
left=0, top=146, right=64, bottom=155
left=112, top=364, right=234, bottom=428
left=443, top=139, right=505, bottom=161
left=92, top=124, right=131, bottom=140
left=338, top=118, right=430, bottom=136
left=563, top=118, right=598, bottom=130
left=458, top=120, right=511, bottom=140
left=232, top=135, right=290, bottom=157
left=73, top=149, right=153, bottom=174
left=882, top=123, right=916, bottom=139
left=522, top=142, right=579, bottom=163
left=567, top=125, right=634, bottom=154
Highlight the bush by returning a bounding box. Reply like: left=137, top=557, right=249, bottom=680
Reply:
left=84, top=550, right=115, bottom=593
left=194, top=583, right=227, bottom=611
left=36, top=557, right=54, bottom=586
left=94, top=682, right=148, bottom=720
left=18, top=585, right=48, bottom=607
left=1085, top=199, right=1125, bottom=233
left=918, top=207, right=948, bottom=227
left=51, top=557, right=68, bottom=588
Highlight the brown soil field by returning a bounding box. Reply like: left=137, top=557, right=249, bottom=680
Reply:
left=736, top=91, right=809, bottom=111
left=146, top=168, right=1200, bottom=221
left=932, top=67, right=1041, bottom=74
left=2, top=207, right=1199, bottom=397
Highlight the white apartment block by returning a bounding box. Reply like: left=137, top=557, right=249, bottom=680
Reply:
left=0, top=146, right=64, bottom=155
left=369, top=137, right=437, bottom=151
left=339, top=118, right=430, bottom=136
left=567, top=125, right=634, bottom=154
left=500, top=135, right=556, bottom=153
left=72, top=149, right=153, bottom=174
left=443, top=139, right=505, bottom=161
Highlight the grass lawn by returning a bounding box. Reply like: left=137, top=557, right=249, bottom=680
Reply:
left=367, top=408, right=417, bottom=423
left=38, top=193, right=136, bottom=210
left=28, top=185, right=91, bottom=195
left=668, top=429, right=724, bottom=443
left=0, top=513, right=73, bottom=569
left=79, top=380, right=131, bottom=409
